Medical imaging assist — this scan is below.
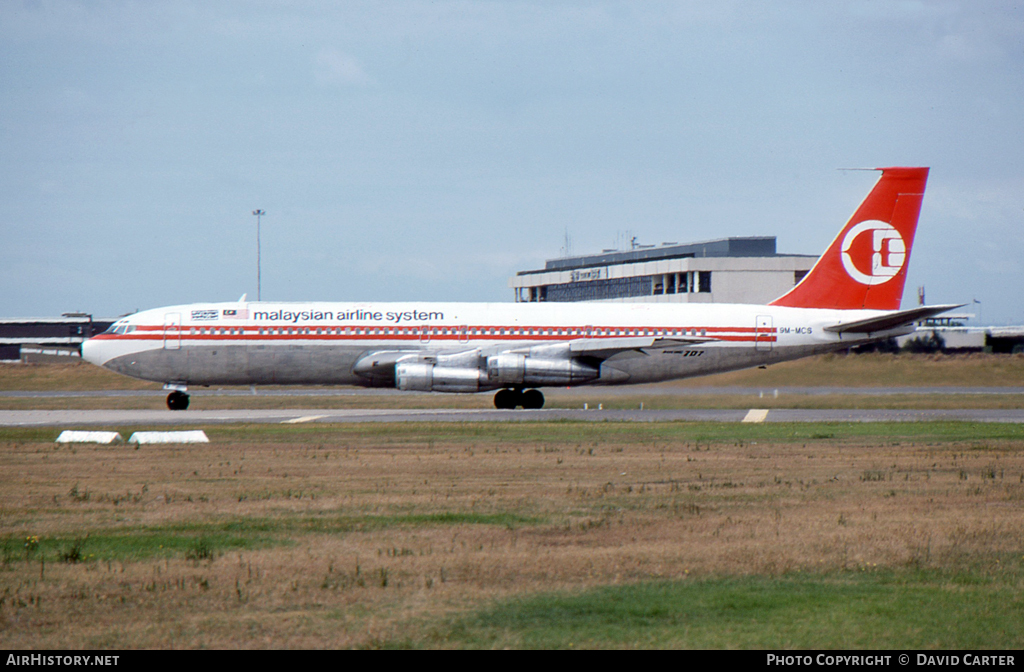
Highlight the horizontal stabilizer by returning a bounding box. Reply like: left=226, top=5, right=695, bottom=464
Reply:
left=823, top=304, right=963, bottom=334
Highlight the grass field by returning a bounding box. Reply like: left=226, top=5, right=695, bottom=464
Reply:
left=1, top=421, right=1022, bottom=648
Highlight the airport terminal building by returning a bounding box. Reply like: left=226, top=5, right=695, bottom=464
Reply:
left=510, top=236, right=816, bottom=305
left=0, top=315, right=114, bottom=362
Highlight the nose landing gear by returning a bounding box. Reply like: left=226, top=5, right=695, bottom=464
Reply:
left=166, top=390, right=190, bottom=411
left=493, top=388, right=544, bottom=410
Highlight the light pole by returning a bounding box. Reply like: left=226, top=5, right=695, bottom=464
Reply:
left=252, top=209, right=265, bottom=301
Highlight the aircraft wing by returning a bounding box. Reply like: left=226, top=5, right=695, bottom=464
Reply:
left=352, top=335, right=715, bottom=381
left=566, top=335, right=717, bottom=358
left=823, top=304, right=964, bottom=335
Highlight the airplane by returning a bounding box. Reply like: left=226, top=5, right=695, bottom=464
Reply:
left=82, top=167, right=958, bottom=411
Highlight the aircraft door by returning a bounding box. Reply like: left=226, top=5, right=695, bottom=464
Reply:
left=754, top=315, right=773, bottom=352
left=163, top=313, right=182, bottom=350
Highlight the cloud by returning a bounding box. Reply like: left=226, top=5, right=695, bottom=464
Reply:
left=313, top=48, right=370, bottom=86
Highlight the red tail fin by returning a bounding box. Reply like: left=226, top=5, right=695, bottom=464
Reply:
left=770, top=167, right=929, bottom=311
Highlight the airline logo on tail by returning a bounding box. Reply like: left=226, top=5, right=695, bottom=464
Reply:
left=841, top=220, right=905, bottom=285
left=770, top=166, right=929, bottom=311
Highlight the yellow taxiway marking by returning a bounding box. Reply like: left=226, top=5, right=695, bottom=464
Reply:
left=742, top=409, right=769, bottom=423
left=282, top=415, right=328, bottom=424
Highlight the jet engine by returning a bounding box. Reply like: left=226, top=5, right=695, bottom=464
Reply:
left=485, top=352, right=598, bottom=386
left=360, top=344, right=600, bottom=394
left=395, top=362, right=486, bottom=393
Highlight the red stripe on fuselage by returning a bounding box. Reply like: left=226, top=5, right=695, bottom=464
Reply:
left=92, top=323, right=777, bottom=344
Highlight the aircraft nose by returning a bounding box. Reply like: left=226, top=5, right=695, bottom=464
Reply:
left=80, top=337, right=105, bottom=367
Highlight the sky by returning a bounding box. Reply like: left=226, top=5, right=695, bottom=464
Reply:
left=1, top=1, right=1022, bottom=324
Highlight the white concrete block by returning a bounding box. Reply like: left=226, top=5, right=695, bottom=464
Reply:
left=127, top=430, right=209, bottom=444
left=55, top=431, right=124, bottom=444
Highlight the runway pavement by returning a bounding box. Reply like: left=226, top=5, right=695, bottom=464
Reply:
left=2, top=407, right=1024, bottom=427
left=3, top=386, right=1023, bottom=398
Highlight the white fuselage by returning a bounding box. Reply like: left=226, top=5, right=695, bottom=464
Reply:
left=81, top=300, right=906, bottom=390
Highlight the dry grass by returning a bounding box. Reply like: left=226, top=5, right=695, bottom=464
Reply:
left=0, top=362, right=162, bottom=391
left=675, top=351, right=1024, bottom=388
left=1, top=422, right=1022, bottom=648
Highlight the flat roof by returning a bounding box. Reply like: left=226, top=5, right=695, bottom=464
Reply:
left=518, top=236, right=815, bottom=276
left=0, top=318, right=108, bottom=324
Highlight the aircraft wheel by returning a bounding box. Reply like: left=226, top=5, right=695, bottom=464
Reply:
left=521, top=389, right=544, bottom=409
left=494, top=388, right=518, bottom=409
left=166, top=391, right=190, bottom=411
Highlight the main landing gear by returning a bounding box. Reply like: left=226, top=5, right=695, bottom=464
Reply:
left=493, top=388, right=544, bottom=410
left=166, top=390, right=190, bottom=411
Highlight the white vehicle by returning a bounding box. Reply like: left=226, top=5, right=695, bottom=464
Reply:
left=82, top=167, right=956, bottom=410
